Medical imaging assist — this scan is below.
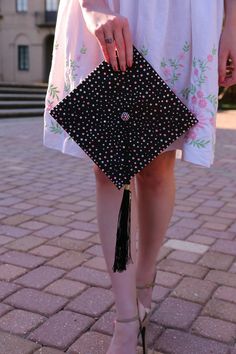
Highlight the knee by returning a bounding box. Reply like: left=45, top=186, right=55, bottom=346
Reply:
left=136, top=153, right=176, bottom=189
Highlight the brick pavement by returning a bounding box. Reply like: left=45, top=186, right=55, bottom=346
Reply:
left=0, top=110, right=235, bottom=353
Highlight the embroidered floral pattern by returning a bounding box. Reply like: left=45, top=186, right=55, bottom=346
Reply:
left=140, top=45, right=149, bottom=57
left=181, top=45, right=217, bottom=148
left=160, top=41, right=190, bottom=90
left=160, top=42, right=217, bottom=150
left=64, top=43, right=87, bottom=94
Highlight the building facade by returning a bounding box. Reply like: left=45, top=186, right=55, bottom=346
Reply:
left=0, top=0, right=58, bottom=84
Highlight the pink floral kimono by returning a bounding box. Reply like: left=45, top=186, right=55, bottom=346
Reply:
left=43, top=0, right=224, bottom=168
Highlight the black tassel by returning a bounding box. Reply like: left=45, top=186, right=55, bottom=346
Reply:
left=112, top=183, right=133, bottom=272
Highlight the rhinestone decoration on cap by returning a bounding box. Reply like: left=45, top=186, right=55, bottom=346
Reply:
left=49, top=45, right=198, bottom=190
left=121, top=112, right=130, bottom=121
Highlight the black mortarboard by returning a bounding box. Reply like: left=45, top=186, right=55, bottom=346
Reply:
left=49, top=45, right=198, bottom=273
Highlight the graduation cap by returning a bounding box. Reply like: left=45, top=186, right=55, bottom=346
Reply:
left=49, top=45, right=198, bottom=273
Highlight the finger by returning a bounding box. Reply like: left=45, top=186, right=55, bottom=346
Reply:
left=218, top=48, right=228, bottom=85
left=95, top=27, right=111, bottom=64
left=221, top=69, right=236, bottom=87
left=103, top=26, right=118, bottom=71
left=122, top=18, right=133, bottom=67
left=113, top=27, right=126, bottom=71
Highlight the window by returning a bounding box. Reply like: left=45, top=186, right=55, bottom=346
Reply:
left=46, top=0, right=59, bottom=11
left=18, top=45, right=29, bottom=71
left=16, top=0, right=28, bottom=12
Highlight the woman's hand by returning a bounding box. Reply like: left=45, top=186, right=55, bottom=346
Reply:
left=218, top=26, right=236, bottom=87
left=80, top=1, right=133, bottom=71
left=218, top=0, right=236, bottom=87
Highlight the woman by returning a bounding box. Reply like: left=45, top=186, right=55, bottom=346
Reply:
left=43, top=0, right=236, bottom=353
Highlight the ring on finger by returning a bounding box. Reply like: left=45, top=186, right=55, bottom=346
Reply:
left=105, top=37, right=114, bottom=44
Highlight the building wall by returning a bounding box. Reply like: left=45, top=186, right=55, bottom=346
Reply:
left=0, top=0, right=57, bottom=84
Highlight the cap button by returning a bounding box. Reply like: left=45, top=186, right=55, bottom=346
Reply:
left=121, top=112, right=130, bottom=121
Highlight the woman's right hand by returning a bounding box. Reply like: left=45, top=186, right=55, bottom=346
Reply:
left=80, top=3, right=133, bottom=71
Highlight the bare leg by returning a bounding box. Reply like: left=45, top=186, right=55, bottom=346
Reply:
left=135, top=150, right=177, bottom=308
left=93, top=164, right=143, bottom=354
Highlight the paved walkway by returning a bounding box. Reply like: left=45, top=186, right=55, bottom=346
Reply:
left=0, top=111, right=236, bottom=354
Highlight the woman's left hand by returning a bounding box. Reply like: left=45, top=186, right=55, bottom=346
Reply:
left=218, top=25, right=236, bottom=87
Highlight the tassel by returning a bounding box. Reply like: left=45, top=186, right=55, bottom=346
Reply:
left=112, top=183, right=133, bottom=272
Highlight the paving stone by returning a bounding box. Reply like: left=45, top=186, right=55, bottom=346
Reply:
left=4, top=288, right=67, bottom=316
left=33, top=225, right=70, bottom=239
left=83, top=256, right=107, bottom=271
left=35, top=214, right=71, bottom=226
left=151, top=297, right=201, bottom=329
left=47, top=237, right=90, bottom=252
left=157, top=259, right=208, bottom=278
left=155, top=270, right=182, bottom=288
left=187, top=234, right=216, bottom=245
left=62, top=229, right=93, bottom=240
left=23, top=206, right=54, bottom=216
left=45, top=278, right=87, bottom=298
left=0, top=280, right=21, bottom=301
left=70, top=209, right=96, bottom=222
left=201, top=222, right=228, bottom=231
left=203, top=200, right=226, bottom=208
left=50, top=209, right=76, bottom=218
left=1, top=214, right=33, bottom=226
left=156, top=246, right=172, bottom=261
left=166, top=225, right=193, bottom=239
left=0, top=224, right=31, bottom=238
left=67, top=331, right=110, bottom=354
left=66, top=266, right=111, bottom=288
left=171, top=277, right=217, bottom=304
left=46, top=250, right=88, bottom=270
left=0, top=206, right=20, bottom=215
left=202, top=298, right=236, bottom=323
left=194, top=206, right=218, bottom=215
left=213, top=285, right=236, bottom=304
left=90, top=311, right=115, bottom=336
left=87, top=233, right=100, bottom=244
left=34, top=347, right=65, bottom=354
left=152, top=285, right=170, bottom=303
left=66, top=220, right=98, bottom=233
left=19, top=220, right=49, bottom=231
left=0, top=309, right=46, bottom=335
left=0, top=263, right=27, bottom=281
left=86, top=244, right=104, bottom=257
left=205, top=270, right=236, bottom=287
left=167, top=250, right=201, bottom=263
left=0, top=196, right=23, bottom=206
left=30, top=244, right=64, bottom=258
left=229, top=262, right=236, bottom=273
left=191, top=315, right=236, bottom=344
left=29, top=310, right=93, bottom=350
left=196, top=228, right=235, bottom=240
left=164, top=239, right=209, bottom=254
left=198, top=251, right=234, bottom=270
left=0, top=250, right=45, bottom=269
left=199, top=214, right=234, bottom=226
left=65, top=287, right=114, bottom=317
left=15, top=265, right=65, bottom=289
left=155, top=328, right=229, bottom=354
left=6, top=235, right=46, bottom=251
left=0, top=303, right=12, bottom=317
left=211, top=239, right=236, bottom=256
left=0, top=246, right=8, bottom=254
left=0, top=330, right=40, bottom=354
left=0, top=235, right=14, bottom=246
left=172, top=218, right=204, bottom=229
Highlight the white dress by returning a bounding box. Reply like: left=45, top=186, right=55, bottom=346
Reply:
left=43, top=0, right=224, bottom=168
